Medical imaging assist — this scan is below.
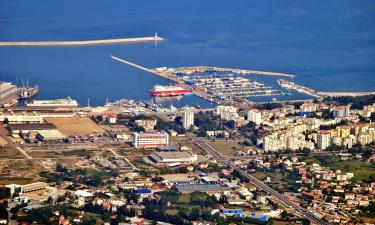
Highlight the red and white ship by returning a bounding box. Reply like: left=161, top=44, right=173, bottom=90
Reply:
left=151, top=85, right=192, bottom=97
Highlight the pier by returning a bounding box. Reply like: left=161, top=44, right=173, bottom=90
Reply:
left=173, top=66, right=295, bottom=78
left=277, top=79, right=375, bottom=99
left=0, top=36, right=163, bottom=47
left=110, top=55, right=214, bottom=103
left=318, top=92, right=375, bottom=97
left=110, top=55, right=182, bottom=83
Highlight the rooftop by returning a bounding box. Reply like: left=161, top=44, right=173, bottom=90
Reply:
left=174, top=184, right=231, bottom=193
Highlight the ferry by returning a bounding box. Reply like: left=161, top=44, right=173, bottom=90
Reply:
left=25, top=97, right=78, bottom=108
left=151, top=85, right=192, bottom=97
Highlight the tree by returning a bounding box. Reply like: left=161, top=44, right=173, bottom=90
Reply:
left=0, top=203, right=8, bottom=219
left=189, top=208, right=201, bottom=220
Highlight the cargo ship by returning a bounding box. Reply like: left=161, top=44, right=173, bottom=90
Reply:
left=19, top=85, right=39, bottom=99
left=25, top=97, right=78, bottom=108
left=151, top=85, right=192, bottom=97
left=18, top=80, right=39, bottom=99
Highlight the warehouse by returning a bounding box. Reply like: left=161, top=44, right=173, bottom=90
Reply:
left=7, top=123, right=57, bottom=135
left=173, top=184, right=231, bottom=194
left=148, top=151, right=198, bottom=165
left=36, top=130, right=66, bottom=142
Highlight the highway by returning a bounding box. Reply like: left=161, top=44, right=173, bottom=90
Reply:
left=0, top=36, right=163, bottom=47
left=194, top=139, right=329, bottom=225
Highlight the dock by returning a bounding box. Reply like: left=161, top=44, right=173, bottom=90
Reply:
left=318, top=92, right=375, bottom=97
left=110, top=55, right=215, bottom=103
left=0, top=36, right=163, bottom=47
left=110, top=55, right=182, bottom=83
left=173, top=66, right=295, bottom=78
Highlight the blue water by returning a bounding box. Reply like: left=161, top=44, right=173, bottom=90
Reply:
left=0, top=0, right=374, bottom=107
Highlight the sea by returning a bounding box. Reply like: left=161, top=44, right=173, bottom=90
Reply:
left=0, top=0, right=374, bottom=107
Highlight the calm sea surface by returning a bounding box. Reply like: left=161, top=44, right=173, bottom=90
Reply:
left=0, top=0, right=374, bottom=107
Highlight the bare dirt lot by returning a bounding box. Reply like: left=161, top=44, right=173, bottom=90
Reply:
left=0, top=147, right=26, bottom=159
left=207, top=140, right=242, bottom=156
left=170, top=136, right=208, bottom=155
left=45, top=117, right=104, bottom=135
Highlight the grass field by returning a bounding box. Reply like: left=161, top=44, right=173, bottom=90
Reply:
left=332, top=160, right=375, bottom=181
left=45, top=117, right=104, bottom=135
left=252, top=171, right=283, bottom=181
left=207, top=140, right=242, bottom=156
left=305, top=156, right=375, bottom=181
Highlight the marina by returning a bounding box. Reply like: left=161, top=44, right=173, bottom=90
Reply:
left=179, top=71, right=285, bottom=99
left=111, top=55, right=293, bottom=107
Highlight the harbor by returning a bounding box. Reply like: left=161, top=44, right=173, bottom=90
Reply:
left=0, top=81, right=39, bottom=108
left=110, top=55, right=295, bottom=107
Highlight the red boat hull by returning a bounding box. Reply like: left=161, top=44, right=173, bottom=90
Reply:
left=151, top=89, right=192, bottom=97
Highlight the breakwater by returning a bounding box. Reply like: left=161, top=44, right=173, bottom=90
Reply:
left=0, top=36, right=163, bottom=47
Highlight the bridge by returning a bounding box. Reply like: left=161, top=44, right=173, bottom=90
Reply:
left=0, top=36, right=163, bottom=47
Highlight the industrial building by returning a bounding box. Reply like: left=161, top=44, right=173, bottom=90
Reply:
left=5, top=182, right=47, bottom=195
left=7, top=123, right=57, bottom=135
left=0, top=82, right=18, bottom=100
left=173, top=184, right=231, bottom=194
left=148, top=151, right=198, bottom=165
left=36, top=130, right=66, bottom=142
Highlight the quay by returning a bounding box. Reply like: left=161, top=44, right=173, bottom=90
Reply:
left=110, top=55, right=216, bottom=104
left=318, top=91, right=375, bottom=97
left=0, top=36, right=163, bottom=47
left=278, top=79, right=375, bottom=99
left=110, top=55, right=182, bottom=83
left=174, top=66, right=295, bottom=78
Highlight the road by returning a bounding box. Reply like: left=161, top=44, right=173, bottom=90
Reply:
left=16, top=147, right=33, bottom=159
left=194, top=139, right=329, bottom=225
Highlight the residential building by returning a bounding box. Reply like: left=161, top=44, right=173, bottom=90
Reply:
left=135, top=119, right=157, bottom=131
left=317, top=131, right=331, bottom=150
left=247, top=109, right=262, bottom=124
left=182, top=109, right=194, bottom=129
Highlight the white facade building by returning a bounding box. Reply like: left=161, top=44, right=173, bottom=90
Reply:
left=183, top=109, right=194, bottom=129
left=317, top=131, right=331, bottom=150
left=133, top=131, right=169, bottom=149
left=247, top=109, right=262, bottom=124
